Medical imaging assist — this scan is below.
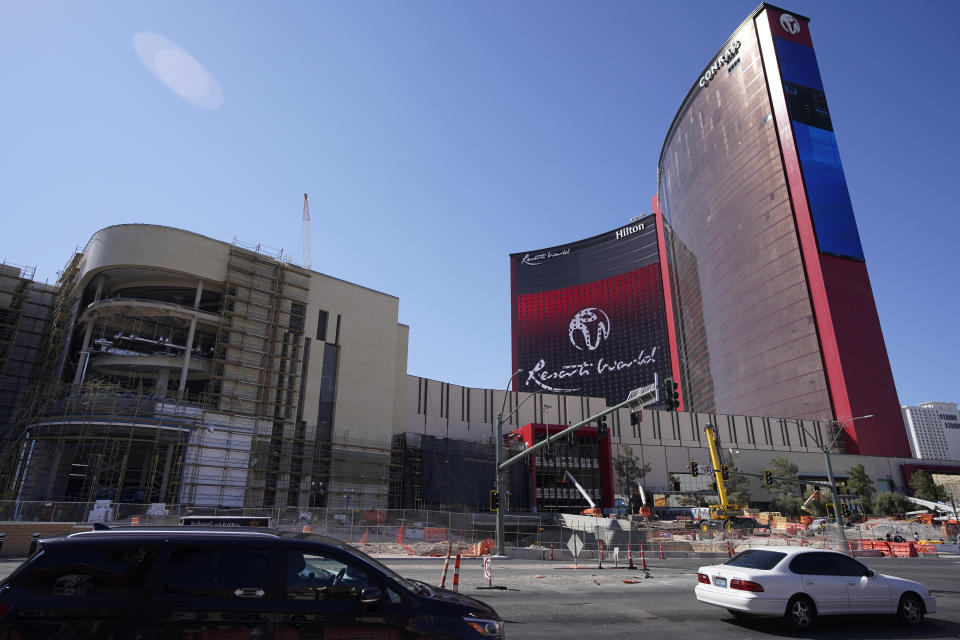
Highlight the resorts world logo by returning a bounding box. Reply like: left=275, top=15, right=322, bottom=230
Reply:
left=521, top=247, right=571, bottom=266
left=525, top=306, right=658, bottom=393
left=779, top=13, right=801, bottom=35
left=568, top=307, right=610, bottom=351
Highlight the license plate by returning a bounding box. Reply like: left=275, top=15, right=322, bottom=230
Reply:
left=714, top=577, right=727, bottom=588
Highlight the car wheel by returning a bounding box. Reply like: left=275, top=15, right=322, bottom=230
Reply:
left=785, top=595, right=816, bottom=630
left=897, top=594, right=924, bottom=625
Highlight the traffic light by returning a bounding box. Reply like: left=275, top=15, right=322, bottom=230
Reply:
left=825, top=503, right=836, bottom=520
left=840, top=503, right=850, bottom=518
left=660, top=378, right=681, bottom=411
left=597, top=415, right=608, bottom=438
left=721, top=464, right=730, bottom=481
left=763, top=469, right=774, bottom=487
left=689, top=460, right=699, bottom=477
left=489, top=490, right=499, bottom=512
left=629, top=412, right=640, bottom=426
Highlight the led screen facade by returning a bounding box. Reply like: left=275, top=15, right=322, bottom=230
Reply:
left=510, top=217, right=672, bottom=406
left=773, top=25, right=864, bottom=260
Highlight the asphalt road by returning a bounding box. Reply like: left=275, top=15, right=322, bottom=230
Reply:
left=2, top=554, right=958, bottom=639
left=384, top=555, right=960, bottom=640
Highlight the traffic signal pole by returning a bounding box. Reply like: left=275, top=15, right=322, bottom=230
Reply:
left=822, top=450, right=849, bottom=554
left=779, top=414, right=874, bottom=555
left=494, top=380, right=661, bottom=556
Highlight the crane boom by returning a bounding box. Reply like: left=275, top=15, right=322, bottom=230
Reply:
left=301, top=193, right=312, bottom=270
left=564, top=470, right=596, bottom=510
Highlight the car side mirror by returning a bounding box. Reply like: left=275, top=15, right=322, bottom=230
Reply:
left=360, top=586, right=383, bottom=604
left=865, top=569, right=876, bottom=578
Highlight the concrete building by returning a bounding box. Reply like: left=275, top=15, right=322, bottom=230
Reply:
left=2, top=224, right=408, bottom=509
left=402, top=376, right=916, bottom=510
left=902, top=402, right=960, bottom=462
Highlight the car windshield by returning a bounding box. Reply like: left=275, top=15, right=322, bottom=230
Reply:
left=724, top=549, right=787, bottom=570
left=341, top=543, right=419, bottom=593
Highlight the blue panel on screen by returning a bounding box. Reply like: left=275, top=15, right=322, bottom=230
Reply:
left=793, top=123, right=864, bottom=260
left=774, top=37, right=823, bottom=91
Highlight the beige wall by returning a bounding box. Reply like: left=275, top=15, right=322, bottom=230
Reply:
left=301, top=274, right=408, bottom=446
left=78, top=224, right=229, bottom=289
left=402, top=376, right=921, bottom=499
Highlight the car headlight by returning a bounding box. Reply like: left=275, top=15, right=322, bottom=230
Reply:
left=464, top=617, right=504, bottom=638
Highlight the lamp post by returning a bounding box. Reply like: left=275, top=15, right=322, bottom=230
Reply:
left=794, top=414, right=874, bottom=554
left=495, top=370, right=526, bottom=557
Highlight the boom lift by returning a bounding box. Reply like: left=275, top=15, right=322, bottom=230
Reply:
left=564, top=470, right=603, bottom=517
left=906, top=496, right=959, bottom=522
left=801, top=489, right=822, bottom=516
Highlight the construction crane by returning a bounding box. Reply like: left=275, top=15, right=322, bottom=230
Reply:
left=693, top=425, right=766, bottom=532
left=301, top=193, right=312, bottom=270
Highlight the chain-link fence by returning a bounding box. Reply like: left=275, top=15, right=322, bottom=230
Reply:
left=0, top=500, right=879, bottom=557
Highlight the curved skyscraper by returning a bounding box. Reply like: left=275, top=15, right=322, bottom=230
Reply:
left=656, top=4, right=909, bottom=456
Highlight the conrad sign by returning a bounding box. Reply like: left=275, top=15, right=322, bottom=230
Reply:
left=698, top=40, right=741, bottom=88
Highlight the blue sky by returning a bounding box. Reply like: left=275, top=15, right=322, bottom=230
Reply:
left=1, top=1, right=957, bottom=406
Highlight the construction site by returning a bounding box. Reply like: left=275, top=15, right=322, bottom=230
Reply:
left=0, top=224, right=406, bottom=516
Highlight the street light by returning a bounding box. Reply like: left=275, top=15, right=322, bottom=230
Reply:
left=791, top=414, right=874, bottom=554
left=495, top=369, right=529, bottom=557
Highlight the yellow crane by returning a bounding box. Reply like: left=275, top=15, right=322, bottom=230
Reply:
left=703, top=425, right=741, bottom=521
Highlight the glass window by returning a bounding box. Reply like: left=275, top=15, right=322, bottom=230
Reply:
left=285, top=550, right=370, bottom=601
left=316, top=310, right=328, bottom=341
left=829, top=553, right=869, bottom=577
left=163, top=546, right=270, bottom=598
left=789, top=552, right=839, bottom=575
left=724, top=549, right=786, bottom=570
left=18, top=545, right=159, bottom=595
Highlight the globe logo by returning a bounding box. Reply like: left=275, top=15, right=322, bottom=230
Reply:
left=568, top=308, right=611, bottom=351
left=779, top=13, right=801, bottom=35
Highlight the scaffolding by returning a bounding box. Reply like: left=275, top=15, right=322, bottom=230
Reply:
left=209, top=242, right=310, bottom=506
left=0, top=263, right=55, bottom=436
left=0, top=236, right=403, bottom=511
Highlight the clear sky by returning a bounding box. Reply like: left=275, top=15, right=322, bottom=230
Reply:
left=1, top=1, right=957, bottom=407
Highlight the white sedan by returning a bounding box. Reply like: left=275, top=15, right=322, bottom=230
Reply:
left=695, top=546, right=935, bottom=629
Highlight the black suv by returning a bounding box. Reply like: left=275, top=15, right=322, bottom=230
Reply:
left=0, top=527, right=504, bottom=639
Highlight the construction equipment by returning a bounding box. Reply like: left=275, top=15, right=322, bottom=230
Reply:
left=301, top=193, right=312, bottom=270
left=801, top=489, right=822, bottom=515
left=906, top=496, right=959, bottom=522
left=564, top=470, right=603, bottom=517
left=694, top=425, right=755, bottom=531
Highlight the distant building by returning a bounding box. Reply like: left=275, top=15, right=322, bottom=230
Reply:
left=902, top=402, right=960, bottom=461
